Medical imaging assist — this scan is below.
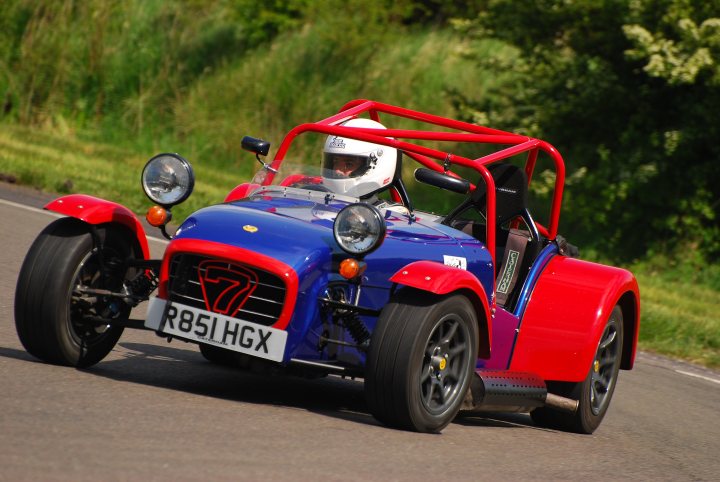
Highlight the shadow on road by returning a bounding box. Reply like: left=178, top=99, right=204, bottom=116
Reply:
left=96, top=341, right=377, bottom=428
left=0, top=346, right=41, bottom=363
left=2, top=340, right=539, bottom=432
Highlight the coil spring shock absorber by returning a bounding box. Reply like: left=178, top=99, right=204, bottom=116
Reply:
left=325, top=284, right=372, bottom=350
left=344, top=283, right=371, bottom=349
left=344, top=311, right=371, bottom=348
left=127, top=269, right=159, bottom=304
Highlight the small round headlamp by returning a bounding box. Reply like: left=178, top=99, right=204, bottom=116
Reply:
left=141, top=153, right=195, bottom=207
left=333, top=203, right=386, bottom=256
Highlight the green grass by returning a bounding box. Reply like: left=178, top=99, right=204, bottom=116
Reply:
left=171, top=27, right=512, bottom=165
left=633, top=267, right=720, bottom=368
left=2, top=124, right=718, bottom=369
left=0, top=124, right=241, bottom=221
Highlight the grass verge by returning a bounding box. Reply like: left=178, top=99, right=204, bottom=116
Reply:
left=0, top=124, right=242, bottom=222
left=633, top=268, right=720, bottom=368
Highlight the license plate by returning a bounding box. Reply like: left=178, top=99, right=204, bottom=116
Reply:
left=145, top=297, right=287, bottom=362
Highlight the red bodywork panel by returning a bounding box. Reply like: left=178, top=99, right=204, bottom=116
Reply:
left=510, top=256, right=640, bottom=381
left=45, top=194, right=150, bottom=259
left=224, top=183, right=261, bottom=203
left=390, top=260, right=492, bottom=359
left=158, top=238, right=299, bottom=330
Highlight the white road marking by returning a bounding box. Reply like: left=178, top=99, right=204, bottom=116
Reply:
left=0, top=197, right=64, bottom=218
left=0, top=197, right=169, bottom=245
left=675, top=370, right=720, bottom=385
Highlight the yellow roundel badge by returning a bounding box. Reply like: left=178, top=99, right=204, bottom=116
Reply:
left=243, top=225, right=258, bottom=233
left=438, top=358, right=447, bottom=371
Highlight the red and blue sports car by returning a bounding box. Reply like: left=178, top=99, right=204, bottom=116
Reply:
left=15, top=100, right=640, bottom=433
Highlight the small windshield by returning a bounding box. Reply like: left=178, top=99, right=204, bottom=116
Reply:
left=251, top=159, right=328, bottom=189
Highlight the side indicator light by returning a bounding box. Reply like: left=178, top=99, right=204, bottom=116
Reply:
left=146, top=205, right=170, bottom=227
left=339, top=258, right=366, bottom=280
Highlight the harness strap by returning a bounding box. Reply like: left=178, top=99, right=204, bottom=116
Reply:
left=495, top=229, right=529, bottom=306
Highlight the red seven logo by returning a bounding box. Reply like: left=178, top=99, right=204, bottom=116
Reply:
left=197, top=260, right=259, bottom=315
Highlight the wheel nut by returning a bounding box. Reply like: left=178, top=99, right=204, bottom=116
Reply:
left=431, top=355, right=446, bottom=372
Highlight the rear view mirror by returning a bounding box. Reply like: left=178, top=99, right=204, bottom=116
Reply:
left=414, top=168, right=470, bottom=194
left=241, top=136, right=270, bottom=157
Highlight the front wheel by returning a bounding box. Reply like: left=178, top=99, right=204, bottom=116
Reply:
left=365, top=289, right=479, bottom=433
left=15, top=218, right=137, bottom=367
left=531, top=305, right=624, bottom=434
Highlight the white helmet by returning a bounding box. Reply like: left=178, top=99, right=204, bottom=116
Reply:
left=322, top=118, right=397, bottom=198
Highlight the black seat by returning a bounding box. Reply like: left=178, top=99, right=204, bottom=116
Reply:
left=472, top=163, right=539, bottom=240
left=481, top=164, right=541, bottom=308
left=447, top=163, right=541, bottom=309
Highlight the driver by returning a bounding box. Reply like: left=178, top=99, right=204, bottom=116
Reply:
left=321, top=118, right=398, bottom=199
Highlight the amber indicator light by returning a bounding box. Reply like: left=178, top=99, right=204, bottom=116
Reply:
left=146, top=205, right=169, bottom=227
left=339, top=258, right=363, bottom=279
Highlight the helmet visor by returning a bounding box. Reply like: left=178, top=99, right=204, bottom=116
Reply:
left=322, top=153, right=371, bottom=179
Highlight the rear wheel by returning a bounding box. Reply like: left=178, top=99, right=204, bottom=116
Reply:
left=365, top=289, right=479, bottom=433
left=531, top=305, right=624, bottom=434
left=15, top=218, right=136, bottom=367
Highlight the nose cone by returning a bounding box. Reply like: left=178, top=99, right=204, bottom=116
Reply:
left=173, top=201, right=338, bottom=273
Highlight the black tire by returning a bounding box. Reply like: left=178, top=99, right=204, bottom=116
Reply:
left=365, top=289, right=479, bottom=433
left=15, top=218, right=135, bottom=367
left=531, top=305, right=624, bottom=434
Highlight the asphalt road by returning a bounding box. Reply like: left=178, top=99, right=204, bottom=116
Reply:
left=1, top=183, right=719, bottom=481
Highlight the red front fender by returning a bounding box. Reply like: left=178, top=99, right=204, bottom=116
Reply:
left=390, top=260, right=492, bottom=359
left=45, top=194, right=150, bottom=259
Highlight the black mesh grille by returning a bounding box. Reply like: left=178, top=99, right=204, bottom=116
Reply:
left=168, top=254, right=286, bottom=326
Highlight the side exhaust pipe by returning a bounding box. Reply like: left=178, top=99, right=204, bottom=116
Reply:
left=462, top=370, right=579, bottom=415
left=544, top=392, right=579, bottom=414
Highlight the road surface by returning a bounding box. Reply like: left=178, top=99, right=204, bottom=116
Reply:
left=1, top=184, right=718, bottom=481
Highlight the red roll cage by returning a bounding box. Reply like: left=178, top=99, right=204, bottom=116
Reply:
left=263, top=99, right=566, bottom=291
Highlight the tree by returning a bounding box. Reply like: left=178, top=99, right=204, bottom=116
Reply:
left=452, top=0, right=720, bottom=261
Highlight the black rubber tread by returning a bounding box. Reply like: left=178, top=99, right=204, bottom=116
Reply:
left=531, top=305, right=624, bottom=434
left=15, top=218, right=131, bottom=367
left=365, top=288, right=478, bottom=433
left=366, top=293, right=415, bottom=427
left=15, top=218, right=84, bottom=362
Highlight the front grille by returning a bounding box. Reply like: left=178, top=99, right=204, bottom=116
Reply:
left=168, top=254, right=286, bottom=326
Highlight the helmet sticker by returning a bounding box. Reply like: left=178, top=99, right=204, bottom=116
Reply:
left=328, top=136, right=346, bottom=149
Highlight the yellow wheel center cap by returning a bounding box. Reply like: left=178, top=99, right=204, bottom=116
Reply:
left=593, top=360, right=600, bottom=373
left=439, top=358, right=447, bottom=371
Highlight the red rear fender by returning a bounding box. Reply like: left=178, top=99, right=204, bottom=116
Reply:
left=45, top=194, right=150, bottom=259
left=510, top=256, right=640, bottom=381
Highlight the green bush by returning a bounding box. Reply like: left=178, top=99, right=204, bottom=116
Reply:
left=450, top=0, right=720, bottom=263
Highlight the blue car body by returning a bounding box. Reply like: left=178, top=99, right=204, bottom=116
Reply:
left=169, top=186, right=494, bottom=369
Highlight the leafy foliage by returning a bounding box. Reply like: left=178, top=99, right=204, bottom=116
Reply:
left=451, top=0, right=720, bottom=262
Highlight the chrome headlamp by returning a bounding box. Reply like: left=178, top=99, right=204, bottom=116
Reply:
left=141, top=153, right=195, bottom=207
left=333, top=203, right=386, bottom=256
